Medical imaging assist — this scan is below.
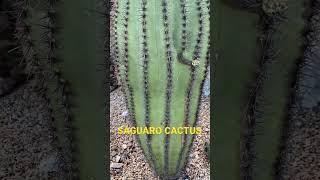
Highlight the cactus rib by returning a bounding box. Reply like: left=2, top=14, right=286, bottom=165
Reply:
left=141, top=0, right=157, bottom=172
left=161, top=0, right=174, bottom=176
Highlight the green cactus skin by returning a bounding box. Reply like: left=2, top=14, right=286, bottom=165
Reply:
left=214, top=0, right=306, bottom=180
left=232, top=0, right=306, bottom=179
left=226, top=0, right=307, bottom=179
left=115, top=0, right=210, bottom=178
left=11, top=0, right=107, bottom=179
left=212, top=0, right=260, bottom=179
left=248, top=1, right=305, bottom=180
left=55, top=0, right=107, bottom=179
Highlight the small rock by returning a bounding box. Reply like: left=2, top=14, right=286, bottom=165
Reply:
left=121, top=110, right=128, bottom=117
left=111, top=162, right=123, bottom=169
left=39, top=153, right=59, bottom=175
left=127, top=142, right=132, bottom=147
left=111, top=151, right=117, bottom=157
left=122, top=144, right=127, bottom=149
left=295, top=120, right=302, bottom=127
left=115, top=168, right=122, bottom=173
left=115, top=155, right=121, bottom=162
left=202, top=68, right=210, bottom=97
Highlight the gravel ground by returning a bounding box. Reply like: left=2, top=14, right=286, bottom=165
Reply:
left=0, top=80, right=65, bottom=180
left=109, top=88, right=210, bottom=180
left=278, top=106, right=320, bottom=180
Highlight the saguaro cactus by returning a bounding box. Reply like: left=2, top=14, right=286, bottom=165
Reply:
left=114, top=0, right=210, bottom=178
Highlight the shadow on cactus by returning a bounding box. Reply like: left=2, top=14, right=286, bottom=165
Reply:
left=213, top=0, right=310, bottom=180
left=114, top=0, right=210, bottom=179
left=9, top=0, right=107, bottom=179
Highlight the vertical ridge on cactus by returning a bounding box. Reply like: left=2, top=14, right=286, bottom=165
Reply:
left=115, top=0, right=210, bottom=178
left=141, top=0, right=157, bottom=174
left=250, top=1, right=306, bottom=179
left=242, top=7, right=284, bottom=180
left=162, top=0, right=174, bottom=177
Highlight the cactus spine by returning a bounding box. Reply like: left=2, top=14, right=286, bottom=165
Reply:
left=115, top=0, right=210, bottom=178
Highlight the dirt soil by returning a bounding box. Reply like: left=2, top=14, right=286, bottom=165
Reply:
left=0, top=80, right=65, bottom=180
